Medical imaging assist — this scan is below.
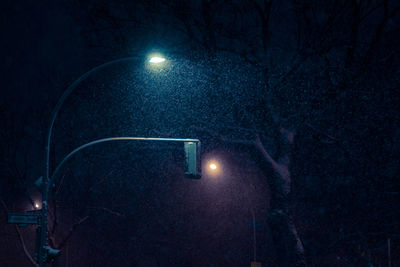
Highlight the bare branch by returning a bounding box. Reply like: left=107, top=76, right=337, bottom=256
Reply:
left=15, top=225, right=38, bottom=267
left=363, top=3, right=400, bottom=66
left=56, top=216, right=89, bottom=249
left=87, top=206, right=126, bottom=218
left=305, top=123, right=338, bottom=142
left=190, top=125, right=256, bottom=145
left=255, top=134, right=279, bottom=170
left=1, top=199, right=38, bottom=267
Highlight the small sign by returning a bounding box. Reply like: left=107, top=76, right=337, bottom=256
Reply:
left=26, top=209, right=42, bottom=214
left=8, top=213, right=40, bottom=225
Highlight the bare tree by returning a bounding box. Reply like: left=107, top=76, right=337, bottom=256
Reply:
left=42, top=0, right=400, bottom=265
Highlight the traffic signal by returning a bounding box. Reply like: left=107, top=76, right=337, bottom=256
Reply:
left=35, top=240, right=60, bottom=264
left=184, top=141, right=201, bottom=179
left=34, top=176, right=43, bottom=190
left=43, top=245, right=61, bottom=263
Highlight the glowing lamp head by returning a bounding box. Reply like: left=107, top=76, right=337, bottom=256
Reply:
left=209, top=163, right=217, bottom=170
left=34, top=202, right=40, bottom=209
left=148, top=56, right=166, bottom=64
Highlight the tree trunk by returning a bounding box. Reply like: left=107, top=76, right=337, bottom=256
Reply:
left=256, top=128, right=306, bottom=266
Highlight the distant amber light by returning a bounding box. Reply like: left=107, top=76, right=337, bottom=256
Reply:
left=203, top=156, right=224, bottom=178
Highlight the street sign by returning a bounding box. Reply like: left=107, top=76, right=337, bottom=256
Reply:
left=8, top=213, right=41, bottom=225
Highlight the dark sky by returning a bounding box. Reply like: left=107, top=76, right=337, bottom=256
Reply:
left=2, top=1, right=84, bottom=97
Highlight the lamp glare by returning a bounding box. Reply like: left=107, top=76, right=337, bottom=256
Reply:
left=149, top=57, right=166, bottom=63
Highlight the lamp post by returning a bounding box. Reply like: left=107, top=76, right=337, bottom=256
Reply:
left=37, top=55, right=201, bottom=266
left=247, top=183, right=260, bottom=266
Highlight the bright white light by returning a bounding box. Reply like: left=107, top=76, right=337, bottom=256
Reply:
left=209, top=163, right=217, bottom=170
left=34, top=202, right=40, bottom=209
left=149, top=57, right=166, bottom=63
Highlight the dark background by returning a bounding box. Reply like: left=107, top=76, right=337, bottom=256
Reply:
left=0, top=0, right=399, bottom=266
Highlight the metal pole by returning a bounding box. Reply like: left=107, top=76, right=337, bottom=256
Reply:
left=40, top=56, right=141, bottom=267
left=251, top=207, right=257, bottom=262
left=49, top=137, right=200, bottom=185
left=41, top=136, right=199, bottom=266
left=388, top=238, right=391, bottom=267
left=38, top=183, right=47, bottom=267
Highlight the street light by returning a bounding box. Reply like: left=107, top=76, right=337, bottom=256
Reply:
left=149, top=56, right=166, bottom=63
left=148, top=52, right=166, bottom=64
left=205, top=159, right=222, bottom=177
left=36, top=54, right=201, bottom=266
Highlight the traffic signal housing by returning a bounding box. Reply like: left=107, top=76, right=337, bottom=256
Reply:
left=43, top=245, right=61, bottom=263
left=184, top=141, right=201, bottom=179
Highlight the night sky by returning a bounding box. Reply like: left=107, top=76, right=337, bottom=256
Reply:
left=1, top=1, right=399, bottom=266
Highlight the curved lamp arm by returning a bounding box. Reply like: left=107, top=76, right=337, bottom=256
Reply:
left=45, top=56, right=141, bottom=182
left=49, top=137, right=200, bottom=188
left=40, top=56, right=139, bottom=267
